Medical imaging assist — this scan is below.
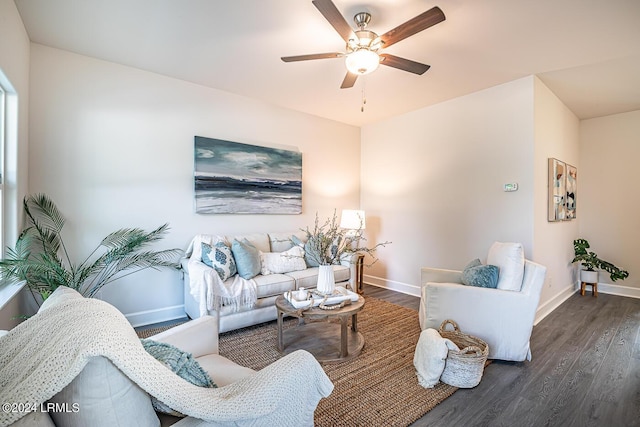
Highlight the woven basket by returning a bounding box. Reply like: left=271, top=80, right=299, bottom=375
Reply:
left=438, top=319, right=489, bottom=388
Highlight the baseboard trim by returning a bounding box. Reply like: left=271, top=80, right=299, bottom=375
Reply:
left=534, top=285, right=576, bottom=326
left=595, top=282, right=640, bottom=299
left=364, top=275, right=421, bottom=297
left=125, top=305, right=186, bottom=328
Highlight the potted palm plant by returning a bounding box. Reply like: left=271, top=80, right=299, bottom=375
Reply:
left=0, top=194, right=183, bottom=304
left=571, top=238, right=629, bottom=283
left=300, top=210, right=389, bottom=294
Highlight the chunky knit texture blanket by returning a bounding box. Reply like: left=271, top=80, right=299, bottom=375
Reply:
left=0, top=289, right=333, bottom=426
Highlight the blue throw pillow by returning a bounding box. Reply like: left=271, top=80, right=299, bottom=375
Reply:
left=291, top=235, right=320, bottom=268
left=141, top=339, right=216, bottom=415
left=201, top=242, right=237, bottom=281
left=231, top=238, right=261, bottom=279
left=461, top=258, right=499, bottom=288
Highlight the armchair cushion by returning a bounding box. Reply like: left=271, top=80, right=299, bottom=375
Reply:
left=48, top=356, right=160, bottom=427
left=461, top=259, right=499, bottom=288
left=487, top=241, right=525, bottom=291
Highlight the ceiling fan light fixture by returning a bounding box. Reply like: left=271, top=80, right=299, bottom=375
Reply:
left=345, top=49, right=380, bottom=75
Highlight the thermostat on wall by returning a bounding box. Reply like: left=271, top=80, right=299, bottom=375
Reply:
left=504, top=183, right=518, bottom=192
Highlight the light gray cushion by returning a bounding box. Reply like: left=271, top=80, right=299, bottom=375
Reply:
left=231, top=238, right=261, bottom=279
left=48, top=356, right=160, bottom=427
left=461, top=259, right=499, bottom=288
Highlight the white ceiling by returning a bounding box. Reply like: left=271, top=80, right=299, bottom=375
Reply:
left=14, top=0, right=640, bottom=127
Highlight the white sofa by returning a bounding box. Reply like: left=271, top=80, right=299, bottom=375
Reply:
left=182, top=231, right=357, bottom=332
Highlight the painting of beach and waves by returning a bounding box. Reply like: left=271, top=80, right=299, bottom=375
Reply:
left=194, top=136, right=302, bottom=214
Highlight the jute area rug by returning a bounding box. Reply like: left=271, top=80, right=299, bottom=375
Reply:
left=140, top=296, right=458, bottom=426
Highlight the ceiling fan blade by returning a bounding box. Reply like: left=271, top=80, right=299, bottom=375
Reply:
left=379, top=54, right=431, bottom=75
left=340, top=72, right=358, bottom=89
left=380, top=6, right=445, bottom=48
left=312, top=0, right=354, bottom=43
left=281, top=52, right=343, bottom=62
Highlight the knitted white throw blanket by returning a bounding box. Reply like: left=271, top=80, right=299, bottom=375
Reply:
left=187, top=234, right=258, bottom=316
left=0, top=292, right=333, bottom=426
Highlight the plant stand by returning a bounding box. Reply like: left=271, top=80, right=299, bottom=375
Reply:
left=579, top=269, right=598, bottom=297
left=580, top=281, right=598, bottom=297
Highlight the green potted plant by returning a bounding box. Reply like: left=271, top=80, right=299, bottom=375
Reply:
left=0, top=194, right=183, bottom=304
left=300, top=210, right=390, bottom=294
left=571, top=238, right=629, bottom=283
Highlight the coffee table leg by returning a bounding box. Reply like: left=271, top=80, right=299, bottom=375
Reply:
left=340, top=317, right=348, bottom=357
left=277, top=309, right=284, bottom=352
left=351, top=313, right=358, bottom=332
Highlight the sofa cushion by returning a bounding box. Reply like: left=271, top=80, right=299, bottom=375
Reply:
left=195, top=354, right=255, bottom=387
left=48, top=356, right=160, bottom=427
left=487, top=242, right=525, bottom=291
left=461, top=259, right=499, bottom=288
left=201, top=242, right=237, bottom=281
left=253, top=273, right=296, bottom=298
left=268, top=232, right=304, bottom=253
left=227, top=233, right=271, bottom=253
left=260, top=246, right=307, bottom=275
left=231, top=239, right=261, bottom=279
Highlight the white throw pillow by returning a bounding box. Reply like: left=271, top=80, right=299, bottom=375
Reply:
left=260, top=246, right=307, bottom=275
left=413, top=328, right=449, bottom=388
left=486, top=241, right=525, bottom=291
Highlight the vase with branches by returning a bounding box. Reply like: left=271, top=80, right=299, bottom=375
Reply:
left=0, top=194, right=183, bottom=302
left=299, top=210, right=390, bottom=294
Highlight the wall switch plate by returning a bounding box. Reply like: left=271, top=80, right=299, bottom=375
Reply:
left=504, top=183, right=518, bottom=192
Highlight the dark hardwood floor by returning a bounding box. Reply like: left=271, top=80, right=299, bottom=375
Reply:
left=363, top=284, right=640, bottom=427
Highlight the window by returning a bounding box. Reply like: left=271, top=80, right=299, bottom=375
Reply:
left=0, top=69, right=21, bottom=310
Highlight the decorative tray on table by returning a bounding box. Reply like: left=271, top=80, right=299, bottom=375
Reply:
left=284, top=286, right=359, bottom=309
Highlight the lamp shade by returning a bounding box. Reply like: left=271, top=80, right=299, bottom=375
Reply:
left=345, top=50, right=380, bottom=75
left=340, top=210, right=366, bottom=230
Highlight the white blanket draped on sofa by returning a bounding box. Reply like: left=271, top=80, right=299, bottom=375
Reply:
left=186, top=234, right=257, bottom=316
left=0, top=290, right=333, bottom=426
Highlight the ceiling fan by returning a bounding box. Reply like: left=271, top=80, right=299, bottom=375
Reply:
left=281, top=0, right=446, bottom=89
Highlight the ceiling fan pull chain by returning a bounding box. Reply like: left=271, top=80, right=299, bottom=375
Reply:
left=361, top=79, right=367, bottom=112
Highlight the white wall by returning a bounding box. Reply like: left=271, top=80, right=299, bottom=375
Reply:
left=28, top=44, right=360, bottom=326
left=360, top=77, right=536, bottom=296
left=579, top=110, right=640, bottom=296
left=532, top=77, right=580, bottom=317
left=0, top=0, right=31, bottom=330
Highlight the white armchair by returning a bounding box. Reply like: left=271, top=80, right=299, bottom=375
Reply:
left=419, top=259, right=546, bottom=362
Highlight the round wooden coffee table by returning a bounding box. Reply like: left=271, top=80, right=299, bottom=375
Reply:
left=275, top=294, right=365, bottom=362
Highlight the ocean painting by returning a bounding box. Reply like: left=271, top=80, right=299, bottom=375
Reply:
left=194, top=136, right=302, bottom=214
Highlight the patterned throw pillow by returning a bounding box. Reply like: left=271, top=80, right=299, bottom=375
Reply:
left=461, top=258, right=499, bottom=288
left=141, top=339, right=216, bottom=416
left=291, top=235, right=320, bottom=268
left=201, top=242, right=237, bottom=281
